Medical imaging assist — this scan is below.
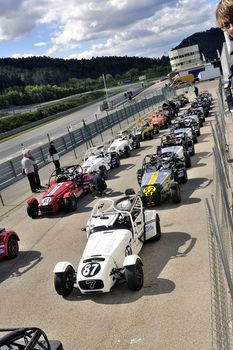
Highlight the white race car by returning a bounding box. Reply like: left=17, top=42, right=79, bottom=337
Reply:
left=158, top=135, right=192, bottom=168
left=81, top=146, right=120, bottom=190
left=108, top=131, right=140, bottom=157
left=53, top=193, right=161, bottom=295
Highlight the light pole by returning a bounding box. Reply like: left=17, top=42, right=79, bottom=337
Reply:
left=102, top=74, right=109, bottom=107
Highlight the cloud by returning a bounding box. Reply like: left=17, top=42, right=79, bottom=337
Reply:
left=0, top=0, right=218, bottom=58
left=11, top=53, right=34, bottom=58
left=34, top=41, right=47, bottom=46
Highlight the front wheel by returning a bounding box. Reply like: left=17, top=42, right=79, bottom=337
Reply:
left=27, top=202, right=39, bottom=219
left=125, top=259, right=144, bottom=291
left=54, top=265, right=75, bottom=296
left=7, top=236, right=19, bottom=259
left=170, top=186, right=181, bottom=204
left=65, top=195, right=77, bottom=212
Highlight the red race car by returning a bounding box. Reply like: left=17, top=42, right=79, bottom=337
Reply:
left=26, top=165, right=85, bottom=219
left=0, top=228, right=20, bottom=259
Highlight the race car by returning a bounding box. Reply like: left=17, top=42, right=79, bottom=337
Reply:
left=175, top=115, right=201, bottom=136
left=157, top=134, right=192, bottom=168
left=0, top=228, right=19, bottom=259
left=107, top=131, right=140, bottom=158
left=172, top=119, right=198, bottom=144
left=169, top=130, right=195, bottom=156
left=81, top=146, right=120, bottom=190
left=26, top=165, right=84, bottom=218
left=137, top=154, right=181, bottom=206
left=53, top=194, right=161, bottom=295
left=132, top=120, right=154, bottom=141
left=149, top=111, right=168, bottom=130
left=0, top=327, right=63, bottom=350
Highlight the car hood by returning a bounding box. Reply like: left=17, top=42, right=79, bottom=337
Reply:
left=82, top=156, right=102, bottom=172
left=39, top=182, right=73, bottom=205
left=161, top=145, right=182, bottom=155
left=109, top=139, right=127, bottom=150
left=141, top=170, right=171, bottom=187
left=82, top=230, right=132, bottom=259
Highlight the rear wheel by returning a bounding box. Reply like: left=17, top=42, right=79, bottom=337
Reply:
left=27, top=202, right=39, bottom=219
left=185, top=156, right=192, bottom=168
left=125, top=259, right=144, bottom=291
left=54, top=265, right=75, bottom=296
left=180, top=170, right=188, bottom=184
left=150, top=215, right=161, bottom=241
left=7, top=236, right=19, bottom=259
left=65, top=195, right=77, bottom=212
left=124, top=146, right=131, bottom=157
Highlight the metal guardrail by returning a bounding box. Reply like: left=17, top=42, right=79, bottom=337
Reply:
left=206, top=83, right=233, bottom=349
left=0, top=88, right=174, bottom=191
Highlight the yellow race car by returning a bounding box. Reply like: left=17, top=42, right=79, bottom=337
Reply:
left=132, top=120, right=154, bottom=141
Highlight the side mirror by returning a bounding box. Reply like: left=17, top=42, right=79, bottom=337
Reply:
left=81, top=227, right=86, bottom=231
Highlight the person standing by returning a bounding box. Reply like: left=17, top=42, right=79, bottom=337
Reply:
left=27, top=149, right=45, bottom=189
left=194, top=86, right=199, bottom=97
left=49, top=141, right=61, bottom=174
left=21, top=149, right=38, bottom=193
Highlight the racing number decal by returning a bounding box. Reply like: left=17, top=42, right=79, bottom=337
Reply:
left=81, top=263, right=101, bottom=277
left=143, top=186, right=156, bottom=196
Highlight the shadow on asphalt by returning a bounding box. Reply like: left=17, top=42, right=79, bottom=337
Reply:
left=0, top=250, right=42, bottom=284
left=154, top=177, right=212, bottom=211
left=65, top=231, right=196, bottom=304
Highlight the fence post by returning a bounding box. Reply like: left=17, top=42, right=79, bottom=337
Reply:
left=9, top=160, right=17, bottom=178
left=106, top=110, right=114, bottom=135
left=67, top=126, right=77, bottom=159
left=95, top=115, right=104, bottom=142
left=0, top=193, right=4, bottom=206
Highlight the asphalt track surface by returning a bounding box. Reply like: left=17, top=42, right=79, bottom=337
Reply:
left=0, top=80, right=217, bottom=350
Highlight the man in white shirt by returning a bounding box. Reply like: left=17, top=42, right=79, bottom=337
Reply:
left=21, top=149, right=38, bottom=193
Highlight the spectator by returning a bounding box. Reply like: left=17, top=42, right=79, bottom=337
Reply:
left=48, top=141, right=61, bottom=174
left=21, top=149, right=38, bottom=193
left=27, top=149, right=45, bottom=189
left=89, top=171, right=107, bottom=197
left=194, top=86, right=199, bottom=97
left=216, top=0, right=233, bottom=37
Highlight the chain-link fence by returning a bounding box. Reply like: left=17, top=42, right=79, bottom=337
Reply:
left=206, top=82, right=233, bottom=349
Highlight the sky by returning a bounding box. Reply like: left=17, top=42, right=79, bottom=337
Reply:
left=0, top=0, right=220, bottom=60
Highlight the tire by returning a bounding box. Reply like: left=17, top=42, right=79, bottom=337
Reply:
left=180, top=170, right=188, bottom=184
left=185, top=156, right=192, bottom=168
left=65, top=195, right=77, bottom=212
left=27, top=202, right=39, bottom=219
left=6, top=236, right=19, bottom=259
left=124, top=146, right=131, bottom=158
left=193, top=136, right=198, bottom=144
left=125, top=259, right=144, bottom=291
left=190, top=147, right=195, bottom=156
left=150, top=215, right=161, bottom=241
left=116, top=156, right=121, bottom=167
left=125, top=188, right=136, bottom=196
left=136, top=141, right=141, bottom=149
left=99, top=166, right=108, bottom=180
left=170, top=186, right=181, bottom=204
left=54, top=265, right=74, bottom=296
left=149, top=132, right=153, bottom=139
